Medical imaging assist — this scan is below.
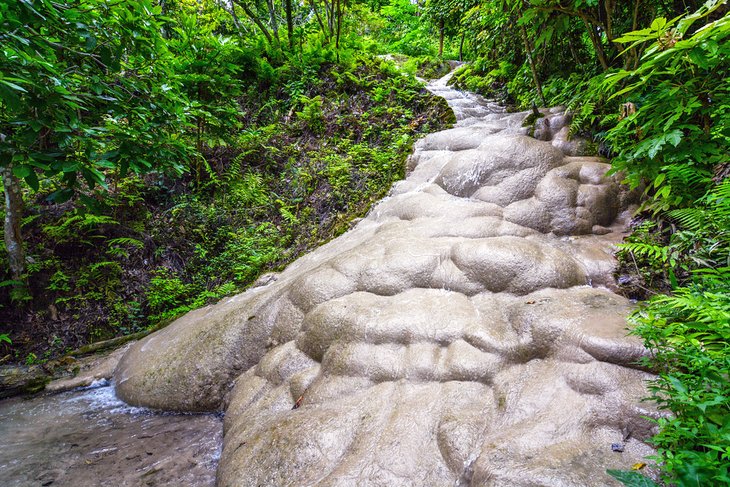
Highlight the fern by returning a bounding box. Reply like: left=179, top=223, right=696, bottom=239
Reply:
left=654, top=290, right=729, bottom=327
left=667, top=207, right=706, bottom=231
left=664, top=163, right=712, bottom=189
left=88, top=261, right=122, bottom=274
left=704, top=180, right=730, bottom=220
left=568, top=100, right=596, bottom=137
left=617, top=241, right=668, bottom=263
left=107, top=237, right=144, bottom=249
left=21, top=214, right=40, bottom=227
left=224, top=157, right=243, bottom=184
left=228, top=172, right=270, bottom=208
left=106, top=237, right=144, bottom=258
left=42, top=213, right=119, bottom=243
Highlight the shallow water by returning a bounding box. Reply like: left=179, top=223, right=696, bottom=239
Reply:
left=0, top=382, right=222, bottom=486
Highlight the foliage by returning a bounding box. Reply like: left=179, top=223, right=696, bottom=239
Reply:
left=402, top=56, right=452, bottom=79
left=604, top=2, right=730, bottom=212
left=607, top=469, right=659, bottom=487
left=0, top=43, right=453, bottom=362
left=630, top=267, right=730, bottom=486
left=450, top=59, right=516, bottom=103
left=597, top=4, right=730, bottom=485
left=615, top=183, right=730, bottom=486
left=377, top=0, right=437, bottom=57
left=0, top=0, right=193, bottom=195
left=295, top=96, right=326, bottom=134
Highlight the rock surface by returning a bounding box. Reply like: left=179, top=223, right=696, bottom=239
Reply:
left=45, top=343, right=132, bottom=393
left=115, top=72, right=655, bottom=486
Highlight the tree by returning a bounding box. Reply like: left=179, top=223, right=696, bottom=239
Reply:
left=0, top=0, right=193, bottom=289
left=424, top=0, right=466, bottom=56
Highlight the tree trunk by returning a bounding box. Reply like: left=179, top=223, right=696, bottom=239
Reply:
left=325, top=0, right=335, bottom=35
left=2, top=164, right=25, bottom=281
left=265, top=0, right=280, bottom=44
left=580, top=16, right=609, bottom=71
left=459, top=31, right=465, bottom=61
left=309, top=0, right=329, bottom=42
left=225, top=0, right=244, bottom=32
left=234, top=0, right=274, bottom=44
left=520, top=24, right=545, bottom=106
left=628, top=0, right=642, bottom=69
left=439, top=19, right=444, bottom=57
left=568, top=36, right=580, bottom=65
left=335, top=0, right=342, bottom=61
left=284, top=0, right=294, bottom=49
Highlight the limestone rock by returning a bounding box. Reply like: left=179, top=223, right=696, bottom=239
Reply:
left=114, top=71, right=654, bottom=486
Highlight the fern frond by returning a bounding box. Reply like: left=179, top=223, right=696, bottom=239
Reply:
left=705, top=180, right=730, bottom=220
left=617, top=241, right=668, bottom=262
left=107, top=237, right=144, bottom=249
left=663, top=163, right=712, bottom=189
left=667, top=207, right=706, bottom=231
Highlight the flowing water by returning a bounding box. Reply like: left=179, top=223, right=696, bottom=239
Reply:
left=0, top=381, right=222, bottom=486
left=0, top=72, right=655, bottom=486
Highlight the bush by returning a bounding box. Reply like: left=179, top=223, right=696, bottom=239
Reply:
left=604, top=6, right=730, bottom=212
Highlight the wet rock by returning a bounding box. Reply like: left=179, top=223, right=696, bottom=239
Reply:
left=0, top=385, right=221, bottom=486
left=114, top=71, right=654, bottom=486
left=46, top=344, right=131, bottom=393
left=0, top=364, right=50, bottom=399
left=251, top=272, right=279, bottom=288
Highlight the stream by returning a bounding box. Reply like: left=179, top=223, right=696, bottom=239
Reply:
left=0, top=71, right=655, bottom=486
left=0, top=381, right=221, bottom=486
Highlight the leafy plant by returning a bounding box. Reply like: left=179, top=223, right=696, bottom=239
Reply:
left=607, top=469, right=659, bottom=487
left=295, top=95, right=326, bottom=134
left=614, top=182, right=730, bottom=485
left=629, top=266, right=730, bottom=486
left=604, top=2, right=730, bottom=211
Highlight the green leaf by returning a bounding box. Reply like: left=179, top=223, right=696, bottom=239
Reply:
left=0, top=84, right=21, bottom=111
left=651, top=18, right=668, bottom=31
left=24, top=170, right=39, bottom=191
left=668, top=375, right=688, bottom=395
left=0, top=78, right=28, bottom=93
left=654, top=173, right=666, bottom=188
left=606, top=470, right=659, bottom=487
left=666, top=130, right=682, bottom=147
left=47, top=188, right=75, bottom=204
left=12, top=165, right=32, bottom=178
left=0, top=280, right=25, bottom=288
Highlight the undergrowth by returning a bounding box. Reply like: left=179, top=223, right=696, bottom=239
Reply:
left=0, top=55, right=453, bottom=364
left=614, top=182, right=730, bottom=486
left=606, top=7, right=730, bottom=486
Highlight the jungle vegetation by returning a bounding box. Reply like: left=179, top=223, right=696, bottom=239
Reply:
left=1, top=0, right=728, bottom=484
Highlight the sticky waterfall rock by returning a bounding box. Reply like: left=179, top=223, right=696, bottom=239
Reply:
left=114, top=72, right=655, bottom=486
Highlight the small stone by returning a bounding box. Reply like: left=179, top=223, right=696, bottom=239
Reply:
left=611, top=443, right=625, bottom=452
